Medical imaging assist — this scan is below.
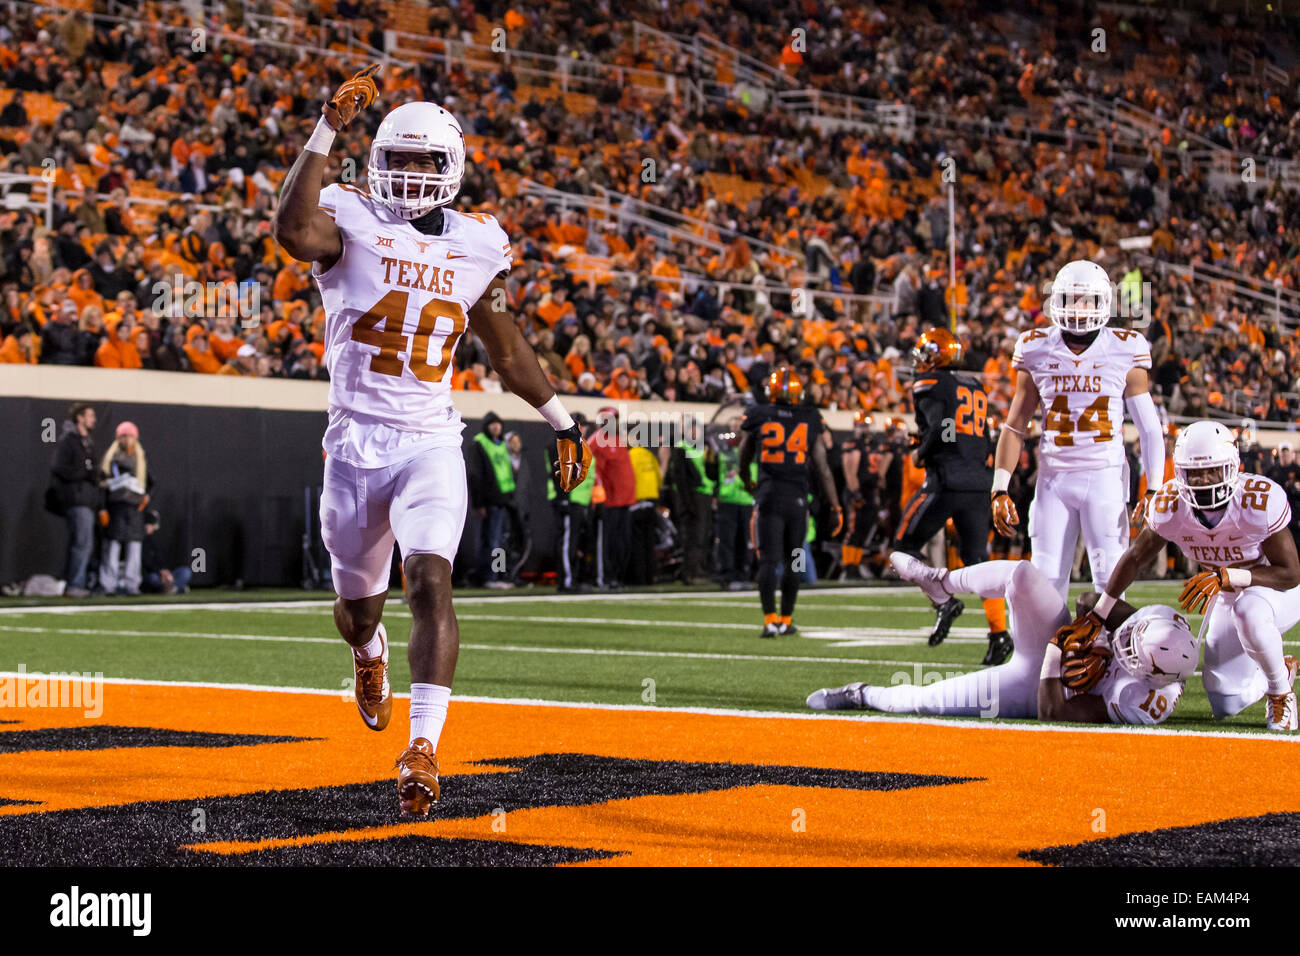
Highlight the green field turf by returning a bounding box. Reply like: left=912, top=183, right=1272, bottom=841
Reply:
left=0, top=581, right=1291, bottom=733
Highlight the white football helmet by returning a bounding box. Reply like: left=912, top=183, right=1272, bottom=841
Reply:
left=368, top=102, right=465, bottom=219
left=1048, top=259, right=1113, bottom=334
left=1112, top=608, right=1199, bottom=686
left=1173, top=420, right=1240, bottom=511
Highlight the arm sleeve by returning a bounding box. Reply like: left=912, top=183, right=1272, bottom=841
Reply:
left=1126, top=390, right=1164, bottom=497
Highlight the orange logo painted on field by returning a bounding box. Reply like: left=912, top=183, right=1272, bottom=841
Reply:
left=1, top=683, right=1299, bottom=865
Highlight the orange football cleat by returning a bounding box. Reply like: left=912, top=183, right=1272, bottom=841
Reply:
left=396, top=738, right=441, bottom=815
left=352, top=625, right=392, bottom=732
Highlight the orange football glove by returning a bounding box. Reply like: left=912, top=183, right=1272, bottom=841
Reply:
left=323, top=64, right=381, bottom=131
left=991, top=490, right=1019, bottom=537
left=555, top=424, right=592, bottom=493
left=1062, top=643, right=1112, bottom=693
left=1131, top=490, right=1156, bottom=532
left=1052, top=612, right=1103, bottom=657
left=1180, top=568, right=1227, bottom=615
left=829, top=505, right=844, bottom=537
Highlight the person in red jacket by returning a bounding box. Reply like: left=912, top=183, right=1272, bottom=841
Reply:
left=588, top=406, right=637, bottom=590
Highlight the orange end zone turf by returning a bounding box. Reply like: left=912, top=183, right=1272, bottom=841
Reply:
left=1, top=681, right=1298, bottom=866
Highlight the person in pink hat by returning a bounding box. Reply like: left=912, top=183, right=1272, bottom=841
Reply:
left=97, top=420, right=150, bottom=595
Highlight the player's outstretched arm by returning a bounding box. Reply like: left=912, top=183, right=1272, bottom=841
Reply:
left=1071, top=525, right=1166, bottom=630
left=271, top=65, right=381, bottom=268
left=468, top=277, right=591, bottom=491
left=1124, top=367, right=1164, bottom=528
left=991, top=370, right=1039, bottom=535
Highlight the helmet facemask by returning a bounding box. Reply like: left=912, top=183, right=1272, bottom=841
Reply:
left=368, top=147, right=462, bottom=219
left=1050, top=284, right=1112, bottom=334
left=1176, top=462, right=1238, bottom=511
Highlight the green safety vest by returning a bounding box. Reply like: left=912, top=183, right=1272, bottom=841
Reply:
left=474, top=433, right=516, bottom=494
left=1119, top=268, right=1143, bottom=315
left=679, top=442, right=715, bottom=495
left=717, top=450, right=756, bottom=506
left=546, top=456, right=594, bottom=506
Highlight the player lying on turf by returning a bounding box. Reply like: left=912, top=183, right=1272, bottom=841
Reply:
left=807, top=555, right=1198, bottom=725
left=272, top=67, right=591, bottom=815
left=1057, top=420, right=1300, bottom=732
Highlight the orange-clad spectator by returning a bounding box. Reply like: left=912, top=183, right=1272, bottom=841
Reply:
left=96, top=319, right=142, bottom=369
left=536, top=288, right=575, bottom=328
left=452, top=366, right=484, bottom=391
left=67, top=268, right=103, bottom=317
left=209, top=316, right=243, bottom=363
left=184, top=331, right=223, bottom=374
left=0, top=325, right=39, bottom=364
left=602, top=368, right=639, bottom=400
left=504, top=8, right=527, bottom=30
left=272, top=261, right=309, bottom=303
left=53, top=157, right=85, bottom=193
left=565, top=334, right=592, bottom=379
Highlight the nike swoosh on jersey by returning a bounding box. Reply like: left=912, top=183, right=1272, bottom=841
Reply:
left=446, top=252, right=468, bottom=259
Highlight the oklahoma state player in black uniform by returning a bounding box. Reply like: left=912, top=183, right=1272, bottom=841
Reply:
left=894, top=328, right=1011, bottom=665
left=739, top=367, right=842, bottom=638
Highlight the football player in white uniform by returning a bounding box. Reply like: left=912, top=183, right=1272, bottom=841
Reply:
left=992, top=260, right=1165, bottom=602
left=272, top=67, right=592, bottom=814
left=1058, top=420, right=1300, bottom=731
left=807, top=554, right=1196, bottom=725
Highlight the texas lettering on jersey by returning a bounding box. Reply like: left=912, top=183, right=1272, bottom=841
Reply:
left=1012, top=326, right=1151, bottom=471
left=314, top=183, right=511, bottom=425
left=1146, top=474, right=1291, bottom=569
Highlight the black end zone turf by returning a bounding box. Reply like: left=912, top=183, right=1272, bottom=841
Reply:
left=0, top=725, right=315, bottom=753
left=0, top=753, right=977, bottom=866
left=1023, top=812, right=1300, bottom=866
left=208, top=836, right=619, bottom=866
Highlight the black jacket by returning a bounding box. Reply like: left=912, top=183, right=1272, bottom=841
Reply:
left=51, top=426, right=99, bottom=510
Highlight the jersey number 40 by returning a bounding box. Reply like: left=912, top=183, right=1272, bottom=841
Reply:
left=350, top=289, right=466, bottom=381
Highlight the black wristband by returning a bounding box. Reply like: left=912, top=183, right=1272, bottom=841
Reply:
left=555, top=423, right=582, bottom=443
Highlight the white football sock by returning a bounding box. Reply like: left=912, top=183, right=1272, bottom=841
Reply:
left=946, top=560, right=1016, bottom=599
left=354, top=622, right=385, bottom=660
left=409, top=683, right=451, bottom=748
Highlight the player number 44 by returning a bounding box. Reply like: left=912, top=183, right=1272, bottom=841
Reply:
left=1045, top=395, right=1112, bottom=446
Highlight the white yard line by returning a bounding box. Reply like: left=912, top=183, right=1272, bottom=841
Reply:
left=0, top=673, right=1289, bottom=743
left=0, top=624, right=980, bottom=668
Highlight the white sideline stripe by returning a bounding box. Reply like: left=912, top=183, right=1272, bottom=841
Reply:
left=0, top=624, right=979, bottom=668
left=0, top=673, right=1290, bottom=742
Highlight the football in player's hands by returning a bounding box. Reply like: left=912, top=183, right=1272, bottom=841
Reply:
left=1052, top=612, right=1102, bottom=656
left=323, top=64, right=382, bottom=131
left=1062, top=642, right=1111, bottom=693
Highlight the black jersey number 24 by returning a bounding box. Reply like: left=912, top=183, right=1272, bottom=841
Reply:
left=760, top=421, right=809, bottom=464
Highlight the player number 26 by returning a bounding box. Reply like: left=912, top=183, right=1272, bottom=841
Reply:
left=349, top=290, right=466, bottom=382
left=1241, top=477, right=1270, bottom=512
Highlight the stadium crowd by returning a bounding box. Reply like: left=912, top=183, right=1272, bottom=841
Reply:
left=1, top=0, right=1299, bottom=425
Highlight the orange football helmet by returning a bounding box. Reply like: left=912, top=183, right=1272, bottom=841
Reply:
left=912, top=327, right=963, bottom=373
left=768, top=366, right=804, bottom=405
